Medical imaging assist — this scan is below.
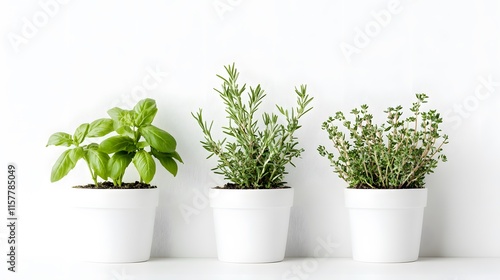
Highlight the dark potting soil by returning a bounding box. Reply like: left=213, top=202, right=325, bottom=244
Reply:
left=72, top=181, right=157, bottom=189
left=354, top=184, right=425, bottom=189
left=215, top=183, right=291, bottom=189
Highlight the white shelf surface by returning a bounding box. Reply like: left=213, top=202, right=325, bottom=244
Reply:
left=4, top=258, right=500, bottom=280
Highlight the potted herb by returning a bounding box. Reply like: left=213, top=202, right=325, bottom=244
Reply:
left=318, top=94, right=449, bottom=262
left=47, top=98, right=182, bottom=263
left=192, top=63, right=313, bottom=263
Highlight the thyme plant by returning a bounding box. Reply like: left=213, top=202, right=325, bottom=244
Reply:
left=193, top=63, right=313, bottom=189
left=318, top=94, right=448, bottom=189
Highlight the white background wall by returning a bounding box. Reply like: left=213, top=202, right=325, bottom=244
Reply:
left=1, top=0, right=499, bottom=260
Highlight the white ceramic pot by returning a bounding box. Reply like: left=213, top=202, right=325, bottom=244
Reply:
left=69, top=187, right=159, bottom=263
left=210, top=187, right=294, bottom=263
left=345, top=188, right=427, bottom=263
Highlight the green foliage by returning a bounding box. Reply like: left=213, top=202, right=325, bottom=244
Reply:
left=193, top=63, right=313, bottom=189
left=318, top=94, right=449, bottom=189
left=47, top=98, right=183, bottom=187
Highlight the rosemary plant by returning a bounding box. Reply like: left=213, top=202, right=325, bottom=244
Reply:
left=318, top=94, right=448, bottom=189
left=193, top=63, right=313, bottom=189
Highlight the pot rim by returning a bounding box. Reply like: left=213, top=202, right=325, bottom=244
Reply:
left=209, top=187, right=294, bottom=209
left=344, top=187, right=427, bottom=191
left=210, top=186, right=293, bottom=190
left=68, top=186, right=160, bottom=209
left=344, top=187, right=427, bottom=209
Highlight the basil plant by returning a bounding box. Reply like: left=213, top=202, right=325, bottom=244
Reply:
left=47, top=98, right=182, bottom=187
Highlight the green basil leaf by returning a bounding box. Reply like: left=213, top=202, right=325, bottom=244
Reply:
left=100, top=135, right=136, bottom=154
left=87, top=118, right=114, bottom=137
left=113, top=120, right=134, bottom=138
left=50, top=147, right=84, bottom=182
left=120, top=110, right=136, bottom=126
left=151, top=149, right=178, bottom=176
left=167, top=151, right=183, bottom=163
left=137, top=141, right=149, bottom=149
left=108, top=108, right=135, bottom=127
left=159, top=157, right=177, bottom=176
left=70, top=147, right=85, bottom=165
left=107, top=151, right=133, bottom=183
left=134, top=98, right=158, bottom=127
left=132, top=150, right=155, bottom=183
left=87, top=143, right=99, bottom=150
left=107, top=107, right=125, bottom=122
left=140, top=125, right=176, bottom=153
left=73, top=123, right=89, bottom=145
left=46, top=132, right=74, bottom=147
left=152, top=148, right=183, bottom=163
left=86, top=148, right=109, bottom=180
